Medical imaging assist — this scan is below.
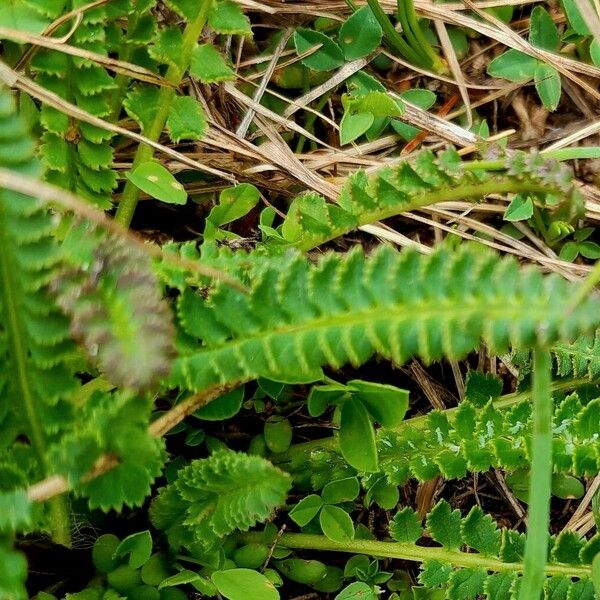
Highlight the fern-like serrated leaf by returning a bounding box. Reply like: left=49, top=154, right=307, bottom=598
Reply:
left=171, top=244, right=600, bottom=392
left=150, top=450, right=291, bottom=550
left=277, top=148, right=583, bottom=251
left=26, top=2, right=117, bottom=209
left=553, top=330, right=600, bottom=379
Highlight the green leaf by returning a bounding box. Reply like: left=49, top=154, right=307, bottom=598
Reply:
left=289, top=494, right=323, bottom=526
left=190, top=44, right=236, bottom=83
left=321, top=476, right=360, bottom=504
left=124, top=86, right=161, bottom=133
left=529, top=6, right=560, bottom=51
left=149, top=26, right=184, bottom=68
left=163, top=0, right=201, bottom=20
left=561, top=0, right=591, bottom=35
left=461, top=506, right=501, bottom=556
left=263, top=416, right=293, bottom=454
left=126, top=161, right=187, bottom=205
left=464, top=371, right=502, bottom=407
left=427, top=500, right=463, bottom=549
left=194, top=386, right=244, bottom=420
left=0, top=490, right=31, bottom=532
left=591, top=39, right=600, bottom=67
left=339, top=396, right=378, bottom=472
left=534, top=63, right=561, bottom=111
left=335, top=582, right=377, bottom=600
left=158, top=569, right=211, bottom=589
left=487, top=49, right=536, bottom=82
left=579, top=241, right=600, bottom=259
left=447, top=568, right=486, bottom=599
left=0, top=2, right=48, bottom=33
left=150, top=451, right=291, bottom=550
left=209, top=1, right=252, bottom=35
left=504, top=194, right=533, bottom=222
left=294, top=28, right=345, bottom=71
left=340, top=112, right=374, bottom=145
left=419, top=560, right=452, bottom=588
left=349, top=380, right=409, bottom=427
left=308, top=384, right=347, bottom=417
left=559, top=241, right=579, bottom=262
left=0, top=543, right=27, bottom=600
left=353, top=91, right=403, bottom=117
left=338, top=7, right=382, bottom=60
left=113, top=530, right=153, bottom=569
left=389, top=507, right=422, bottom=543
left=167, top=96, right=207, bottom=143
left=211, top=569, right=279, bottom=600
left=551, top=473, right=584, bottom=499
left=319, top=504, right=355, bottom=542
left=592, top=554, right=600, bottom=598
left=205, top=183, right=261, bottom=240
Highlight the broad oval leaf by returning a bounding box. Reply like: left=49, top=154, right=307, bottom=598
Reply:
left=340, top=111, right=374, bottom=145
left=289, top=494, right=323, bottom=526
left=126, top=161, right=187, bottom=205
left=211, top=569, right=279, bottom=600
left=339, top=7, right=382, bottom=60
left=321, top=477, right=360, bottom=504
left=113, top=530, right=153, bottom=569
left=194, top=386, right=244, bottom=420
left=319, top=504, right=355, bottom=543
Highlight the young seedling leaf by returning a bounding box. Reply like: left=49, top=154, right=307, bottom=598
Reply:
left=126, top=161, right=187, bottom=205
left=349, top=380, right=409, bottom=427
left=504, top=194, right=533, bottom=222
left=113, top=530, right=153, bottom=569
left=340, top=111, right=374, bottom=145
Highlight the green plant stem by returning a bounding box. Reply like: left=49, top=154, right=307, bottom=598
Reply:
left=519, top=347, right=552, bottom=600
left=272, top=376, right=591, bottom=465
left=235, top=532, right=591, bottom=578
left=114, top=2, right=212, bottom=227
left=365, top=0, right=426, bottom=68
left=396, top=0, right=444, bottom=72
left=299, top=179, right=563, bottom=252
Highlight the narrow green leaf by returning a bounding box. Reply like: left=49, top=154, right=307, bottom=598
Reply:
left=534, top=63, right=561, bottom=111
left=339, top=396, right=378, bottom=472
left=126, top=161, right=187, bottom=205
